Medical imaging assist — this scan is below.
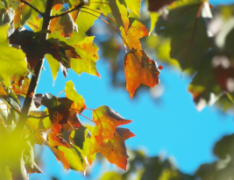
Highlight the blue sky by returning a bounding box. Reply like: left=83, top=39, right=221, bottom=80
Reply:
left=30, top=0, right=234, bottom=179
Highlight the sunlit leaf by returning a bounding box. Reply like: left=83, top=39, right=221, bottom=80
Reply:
left=65, top=80, right=86, bottom=113
left=92, top=105, right=132, bottom=144
left=124, top=50, right=160, bottom=98
left=76, top=8, right=97, bottom=34
left=46, top=54, right=60, bottom=82
left=48, top=145, right=70, bottom=169
left=120, top=20, right=148, bottom=50
left=0, top=25, right=27, bottom=86
left=99, top=128, right=135, bottom=170
left=124, top=0, right=141, bottom=16
left=89, top=0, right=111, bottom=16
left=149, top=12, right=159, bottom=33
left=58, top=146, right=87, bottom=171
left=70, top=35, right=100, bottom=76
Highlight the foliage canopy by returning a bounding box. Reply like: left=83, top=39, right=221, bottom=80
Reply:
left=1, top=0, right=234, bottom=179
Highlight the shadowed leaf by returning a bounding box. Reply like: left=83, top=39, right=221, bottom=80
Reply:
left=147, top=0, right=175, bottom=12
left=110, top=0, right=129, bottom=32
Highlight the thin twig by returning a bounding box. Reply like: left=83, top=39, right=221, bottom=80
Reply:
left=82, top=7, right=116, bottom=23
left=88, top=2, right=109, bottom=5
left=81, top=10, right=131, bottom=50
left=86, top=108, right=94, bottom=111
left=50, top=2, right=85, bottom=19
left=19, top=0, right=44, bottom=17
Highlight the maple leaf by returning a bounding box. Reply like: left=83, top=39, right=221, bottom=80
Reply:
left=97, top=128, right=135, bottom=170
left=47, top=33, right=99, bottom=77
left=124, top=50, right=161, bottom=98
left=9, top=29, right=80, bottom=73
left=70, top=35, right=100, bottom=76
left=65, top=80, right=86, bottom=114
left=46, top=38, right=81, bottom=77
left=92, top=105, right=132, bottom=144
left=120, top=20, right=148, bottom=50
left=34, top=93, right=81, bottom=133
left=69, top=126, right=96, bottom=165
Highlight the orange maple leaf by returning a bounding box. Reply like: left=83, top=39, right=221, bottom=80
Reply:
left=124, top=50, right=161, bottom=98
left=99, top=128, right=135, bottom=170
left=92, top=106, right=132, bottom=144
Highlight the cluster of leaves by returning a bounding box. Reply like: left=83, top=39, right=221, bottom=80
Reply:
left=99, top=132, right=234, bottom=180
left=0, top=0, right=163, bottom=179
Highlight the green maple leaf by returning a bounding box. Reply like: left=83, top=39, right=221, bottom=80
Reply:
left=0, top=25, right=27, bottom=86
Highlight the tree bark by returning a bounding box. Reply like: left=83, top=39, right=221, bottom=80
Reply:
left=15, top=0, right=53, bottom=133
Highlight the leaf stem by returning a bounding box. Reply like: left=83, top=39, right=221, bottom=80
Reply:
left=57, top=90, right=65, bottom=97
left=19, top=0, right=44, bottom=17
left=81, top=10, right=131, bottom=50
left=50, top=2, right=85, bottom=19
left=80, top=113, right=94, bottom=123
left=86, top=108, right=95, bottom=111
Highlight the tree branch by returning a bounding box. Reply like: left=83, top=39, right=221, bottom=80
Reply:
left=20, top=0, right=44, bottom=17
left=14, top=0, right=53, bottom=134
left=50, top=2, right=85, bottom=19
